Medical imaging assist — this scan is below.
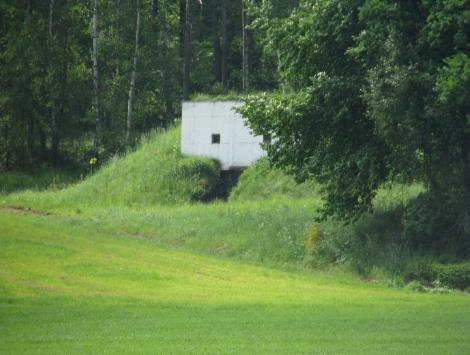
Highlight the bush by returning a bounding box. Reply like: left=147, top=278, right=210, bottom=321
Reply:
left=404, top=280, right=427, bottom=292
left=230, top=159, right=319, bottom=201
left=436, top=263, right=470, bottom=290
left=404, top=259, right=438, bottom=287
left=173, top=158, right=223, bottom=202
left=403, top=189, right=470, bottom=257
left=404, top=260, right=470, bottom=290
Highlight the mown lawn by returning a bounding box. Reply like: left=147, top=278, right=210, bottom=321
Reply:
left=1, top=210, right=469, bottom=354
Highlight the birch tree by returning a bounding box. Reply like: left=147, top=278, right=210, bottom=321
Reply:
left=126, top=0, right=141, bottom=142
left=182, top=0, right=192, bottom=100
left=221, top=0, right=228, bottom=93
left=242, top=0, right=250, bottom=92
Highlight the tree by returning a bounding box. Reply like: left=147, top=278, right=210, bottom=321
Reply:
left=240, top=0, right=469, bottom=251
left=242, top=0, right=250, bottom=92
left=182, top=0, right=192, bottom=100
left=92, top=0, right=102, bottom=150
left=126, top=0, right=141, bottom=142
left=221, top=0, right=228, bottom=93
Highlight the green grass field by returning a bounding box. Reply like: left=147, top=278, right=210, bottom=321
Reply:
left=1, top=126, right=469, bottom=353
left=1, top=210, right=469, bottom=354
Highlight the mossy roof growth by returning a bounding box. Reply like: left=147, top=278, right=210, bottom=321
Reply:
left=188, top=91, right=268, bottom=102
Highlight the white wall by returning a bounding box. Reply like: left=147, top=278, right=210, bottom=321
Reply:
left=181, top=101, right=266, bottom=170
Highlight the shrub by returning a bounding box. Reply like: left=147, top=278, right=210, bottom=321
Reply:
left=304, top=225, right=323, bottom=255
left=403, top=189, right=470, bottom=258
left=404, top=260, right=470, bottom=290
left=404, top=259, right=438, bottom=287
left=404, top=280, right=427, bottom=292
left=173, top=158, right=223, bottom=202
left=436, top=263, right=470, bottom=290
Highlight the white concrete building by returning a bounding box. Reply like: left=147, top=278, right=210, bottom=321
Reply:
left=181, top=101, right=266, bottom=170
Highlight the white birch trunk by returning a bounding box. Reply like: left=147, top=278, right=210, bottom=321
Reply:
left=126, top=0, right=141, bottom=141
left=242, top=0, right=250, bottom=92
left=182, top=0, right=192, bottom=100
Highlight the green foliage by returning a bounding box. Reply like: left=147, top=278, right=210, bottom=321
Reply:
left=240, top=89, right=388, bottom=219
left=173, top=157, right=223, bottom=202
left=304, top=225, right=323, bottom=255
left=241, top=0, right=470, bottom=255
left=436, top=263, right=470, bottom=290
left=403, top=189, right=470, bottom=257
left=404, top=259, right=438, bottom=287
left=310, top=183, right=425, bottom=274
left=405, top=260, right=470, bottom=290
left=189, top=91, right=248, bottom=102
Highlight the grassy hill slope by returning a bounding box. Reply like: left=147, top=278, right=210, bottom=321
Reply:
left=1, top=210, right=469, bottom=354
left=230, top=159, right=320, bottom=201
left=0, top=126, right=430, bottom=276
left=4, top=126, right=222, bottom=210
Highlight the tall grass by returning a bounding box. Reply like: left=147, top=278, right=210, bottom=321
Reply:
left=230, top=159, right=320, bottom=201
left=0, top=169, right=76, bottom=194
left=3, top=126, right=222, bottom=209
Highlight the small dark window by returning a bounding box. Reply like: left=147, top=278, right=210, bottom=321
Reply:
left=212, top=134, right=220, bottom=144
left=263, top=134, right=272, bottom=143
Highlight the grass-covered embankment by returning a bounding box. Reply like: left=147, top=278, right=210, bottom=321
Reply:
left=1, top=211, right=469, bottom=354
left=3, top=127, right=223, bottom=209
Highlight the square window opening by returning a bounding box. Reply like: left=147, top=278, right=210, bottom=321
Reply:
left=212, top=134, right=220, bottom=144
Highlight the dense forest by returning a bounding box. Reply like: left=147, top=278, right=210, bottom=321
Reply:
left=0, top=0, right=295, bottom=171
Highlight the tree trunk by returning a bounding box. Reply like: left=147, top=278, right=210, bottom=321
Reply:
left=212, top=0, right=221, bottom=82
left=179, top=0, right=185, bottom=58
left=52, top=27, right=70, bottom=164
left=151, top=0, right=158, bottom=17
left=92, top=0, right=102, bottom=150
left=182, top=0, right=192, bottom=100
left=162, top=11, right=175, bottom=124
left=48, top=0, right=57, bottom=162
left=4, top=121, right=10, bottom=170
left=242, top=0, right=250, bottom=92
left=126, top=0, right=141, bottom=142
left=221, top=0, right=228, bottom=93
left=289, top=0, right=299, bottom=8
left=27, top=115, right=35, bottom=164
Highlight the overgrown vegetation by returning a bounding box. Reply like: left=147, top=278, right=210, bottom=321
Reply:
left=0, top=169, right=77, bottom=194
left=2, top=127, right=468, bottom=290
left=240, top=0, right=470, bottom=259
left=230, top=159, right=319, bottom=201
left=4, top=126, right=223, bottom=208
